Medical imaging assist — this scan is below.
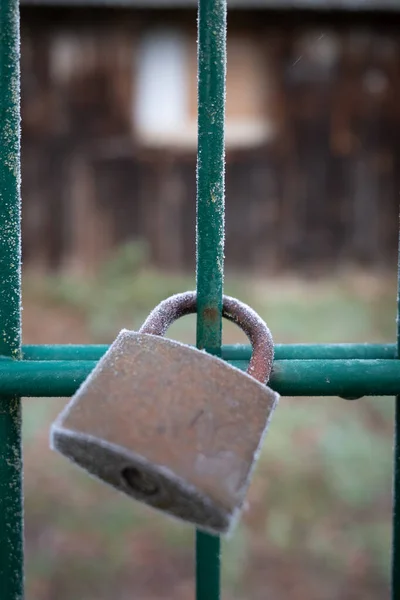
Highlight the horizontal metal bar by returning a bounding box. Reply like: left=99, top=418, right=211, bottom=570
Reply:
left=21, top=343, right=396, bottom=362
left=0, top=359, right=399, bottom=398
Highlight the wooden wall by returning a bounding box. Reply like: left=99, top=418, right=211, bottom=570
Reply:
left=20, top=7, right=400, bottom=274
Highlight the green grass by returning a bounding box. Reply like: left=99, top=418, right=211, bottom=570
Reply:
left=21, top=244, right=398, bottom=599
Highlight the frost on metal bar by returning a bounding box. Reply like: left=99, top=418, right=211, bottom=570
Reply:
left=20, top=343, right=397, bottom=361
left=0, top=0, right=24, bottom=597
left=196, top=0, right=227, bottom=598
left=0, top=359, right=399, bottom=398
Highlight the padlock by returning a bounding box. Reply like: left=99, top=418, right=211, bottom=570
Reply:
left=50, top=292, right=279, bottom=535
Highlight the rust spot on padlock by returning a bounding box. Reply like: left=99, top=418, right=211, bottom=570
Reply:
left=50, top=292, right=279, bottom=536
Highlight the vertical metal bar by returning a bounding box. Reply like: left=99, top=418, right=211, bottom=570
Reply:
left=0, top=0, right=24, bottom=598
left=392, top=215, right=400, bottom=599
left=195, top=0, right=226, bottom=598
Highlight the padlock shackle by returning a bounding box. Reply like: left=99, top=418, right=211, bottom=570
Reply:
left=139, top=292, right=274, bottom=385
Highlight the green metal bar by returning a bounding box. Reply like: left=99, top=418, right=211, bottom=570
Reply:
left=20, top=343, right=397, bottom=362
left=1, top=359, right=399, bottom=398
left=196, top=0, right=227, bottom=597
left=0, top=0, right=24, bottom=597
left=392, top=217, right=400, bottom=598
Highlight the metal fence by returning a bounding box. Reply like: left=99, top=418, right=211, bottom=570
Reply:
left=1, top=0, right=400, bottom=599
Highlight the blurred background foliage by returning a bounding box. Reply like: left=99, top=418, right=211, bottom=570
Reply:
left=22, top=241, right=396, bottom=600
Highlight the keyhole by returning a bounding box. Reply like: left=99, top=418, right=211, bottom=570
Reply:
left=121, top=466, right=159, bottom=496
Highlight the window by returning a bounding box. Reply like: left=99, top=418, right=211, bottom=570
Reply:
left=133, top=27, right=195, bottom=148
left=133, top=27, right=274, bottom=150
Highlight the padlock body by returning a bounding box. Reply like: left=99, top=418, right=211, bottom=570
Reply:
left=51, top=330, right=279, bottom=534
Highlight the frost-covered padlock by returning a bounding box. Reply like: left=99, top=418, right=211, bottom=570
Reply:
left=50, top=292, right=279, bottom=535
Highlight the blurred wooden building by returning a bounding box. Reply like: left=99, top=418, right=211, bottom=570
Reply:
left=19, top=0, right=400, bottom=274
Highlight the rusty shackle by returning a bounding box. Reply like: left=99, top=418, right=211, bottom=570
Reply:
left=139, top=291, right=274, bottom=385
